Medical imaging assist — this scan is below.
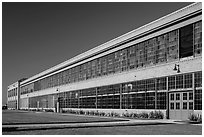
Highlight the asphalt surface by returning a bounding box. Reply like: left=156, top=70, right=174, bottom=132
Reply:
left=2, top=110, right=202, bottom=135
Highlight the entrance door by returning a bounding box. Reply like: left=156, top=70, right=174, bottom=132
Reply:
left=169, top=91, right=194, bottom=120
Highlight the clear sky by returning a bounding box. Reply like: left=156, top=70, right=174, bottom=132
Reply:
left=2, top=2, right=192, bottom=104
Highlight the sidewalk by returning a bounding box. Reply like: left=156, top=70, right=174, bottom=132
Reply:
left=2, top=119, right=176, bottom=132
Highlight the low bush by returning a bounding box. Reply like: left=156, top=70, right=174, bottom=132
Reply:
left=149, top=111, right=164, bottom=119
left=139, top=112, right=149, bottom=119
left=188, top=113, right=202, bottom=122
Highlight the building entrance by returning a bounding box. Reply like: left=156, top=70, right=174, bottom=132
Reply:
left=169, top=91, right=193, bottom=120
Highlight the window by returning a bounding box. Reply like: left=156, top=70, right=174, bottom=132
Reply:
left=189, top=92, right=193, bottom=100
left=183, top=102, right=187, bottom=109
left=156, top=35, right=167, bottom=63
left=194, top=21, right=202, bottom=57
left=189, top=102, right=193, bottom=110
left=170, top=102, right=174, bottom=109
left=135, top=93, right=146, bottom=109
left=179, top=24, right=193, bottom=58
left=107, top=54, right=114, bottom=74
left=167, top=30, right=179, bottom=61
left=146, top=79, right=155, bottom=91
left=176, top=75, right=183, bottom=89
left=170, top=94, right=174, bottom=101
left=157, top=92, right=167, bottom=109
left=183, top=93, right=187, bottom=100
left=146, top=38, right=156, bottom=65
left=176, top=102, right=180, bottom=109
left=195, top=71, right=202, bottom=87
left=168, top=76, right=176, bottom=90
left=157, top=77, right=166, bottom=90
left=194, top=89, right=202, bottom=110
left=128, top=45, right=136, bottom=69
left=184, top=73, right=192, bottom=88
left=146, top=92, right=155, bottom=109
left=176, top=93, right=180, bottom=100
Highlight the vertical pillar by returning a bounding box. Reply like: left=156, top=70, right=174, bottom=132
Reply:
left=57, top=102, right=59, bottom=113
left=192, top=73, right=195, bottom=110
left=96, top=88, right=98, bottom=109
left=120, top=84, right=122, bottom=109
left=166, top=76, right=169, bottom=119
left=155, top=79, right=157, bottom=110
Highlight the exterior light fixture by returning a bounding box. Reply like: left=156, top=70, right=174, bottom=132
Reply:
left=173, top=64, right=180, bottom=73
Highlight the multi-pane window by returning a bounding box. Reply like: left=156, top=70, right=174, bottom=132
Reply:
left=156, top=34, right=167, bottom=63
left=168, top=76, right=176, bottom=90
left=184, top=73, right=192, bottom=88
left=176, top=75, right=183, bottom=89
left=146, top=38, right=156, bottom=66
left=121, top=49, right=128, bottom=71
left=179, top=24, right=194, bottom=58
left=194, top=21, right=202, bottom=57
left=107, top=53, right=114, bottom=74
left=157, top=77, right=166, bottom=90
left=146, top=92, right=155, bottom=109
left=167, top=30, right=179, bottom=61
left=114, top=51, right=121, bottom=73
left=135, top=93, right=146, bottom=109
left=136, top=80, right=146, bottom=92
left=136, top=43, right=145, bottom=68
left=157, top=92, right=167, bottom=109
left=128, top=45, right=136, bottom=69
left=194, top=89, right=202, bottom=110
left=195, top=71, right=202, bottom=87
left=146, top=79, right=155, bottom=91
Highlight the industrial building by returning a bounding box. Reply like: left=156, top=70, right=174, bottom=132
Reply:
left=7, top=3, right=202, bottom=120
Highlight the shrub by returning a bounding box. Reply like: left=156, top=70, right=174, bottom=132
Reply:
left=45, top=109, right=54, bottom=112
left=139, top=112, right=149, bottom=119
left=79, top=110, right=85, bottom=115
left=94, top=111, right=99, bottom=116
left=188, top=113, right=202, bottom=122
left=99, top=112, right=106, bottom=116
left=149, top=111, right=164, bottom=119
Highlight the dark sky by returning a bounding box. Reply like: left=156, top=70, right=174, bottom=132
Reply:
left=2, top=2, right=192, bottom=104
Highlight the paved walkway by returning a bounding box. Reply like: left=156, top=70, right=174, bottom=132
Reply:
left=3, top=118, right=177, bottom=132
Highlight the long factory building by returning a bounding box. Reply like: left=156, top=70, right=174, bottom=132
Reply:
left=7, top=3, right=202, bottom=120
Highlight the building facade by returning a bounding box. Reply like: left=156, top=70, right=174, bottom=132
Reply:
left=7, top=81, right=20, bottom=109
left=8, top=3, right=202, bottom=120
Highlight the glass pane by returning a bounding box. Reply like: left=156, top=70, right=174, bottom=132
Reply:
left=183, top=93, right=187, bottom=100
left=176, top=93, right=180, bottom=100
left=170, top=102, right=174, bottom=109
left=183, top=102, right=187, bottom=109
left=179, top=24, right=193, bottom=58
left=176, top=102, right=180, bottom=109
left=189, top=92, right=193, bottom=100
left=170, top=94, right=174, bottom=100
left=189, top=102, right=193, bottom=110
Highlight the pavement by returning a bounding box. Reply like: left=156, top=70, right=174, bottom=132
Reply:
left=2, top=111, right=202, bottom=132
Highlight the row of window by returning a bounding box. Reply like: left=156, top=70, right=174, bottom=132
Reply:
left=27, top=72, right=202, bottom=110
left=7, top=100, right=17, bottom=109
left=28, top=90, right=201, bottom=110
left=8, top=88, right=18, bottom=97
left=21, top=21, right=202, bottom=95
